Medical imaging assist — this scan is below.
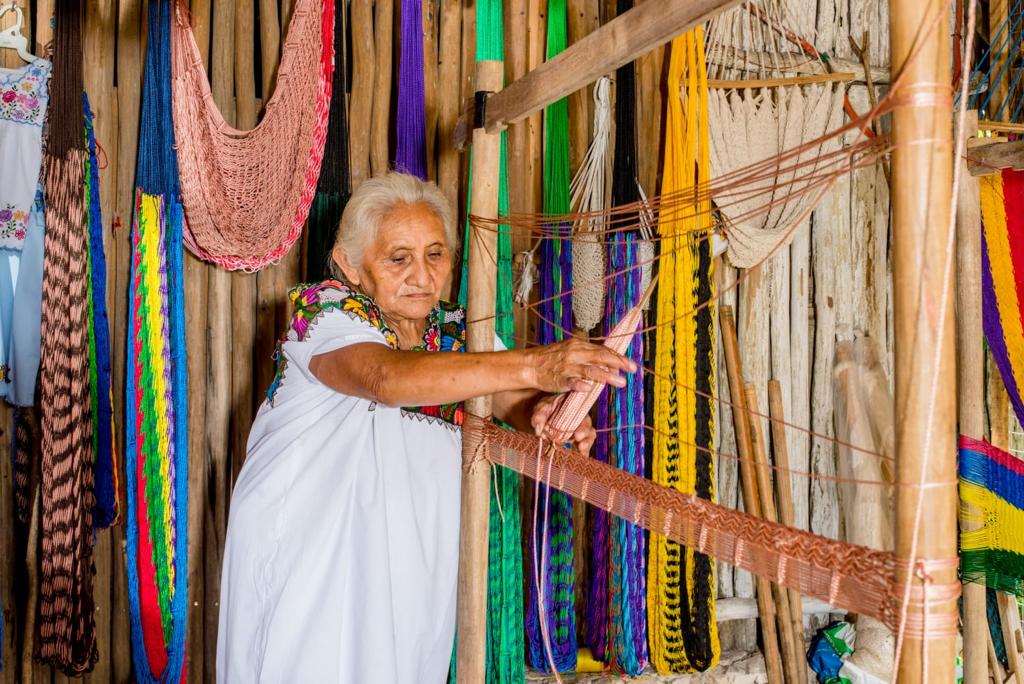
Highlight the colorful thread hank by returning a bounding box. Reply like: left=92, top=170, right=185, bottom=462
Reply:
left=960, top=435, right=1024, bottom=596
left=124, top=0, right=189, bottom=681
left=526, top=0, right=577, bottom=673
left=648, top=29, right=718, bottom=674
left=980, top=168, right=1024, bottom=428
left=84, top=93, right=117, bottom=529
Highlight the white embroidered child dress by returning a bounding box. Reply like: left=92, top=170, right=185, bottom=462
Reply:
left=0, top=58, right=50, bottom=403
left=0, top=58, right=49, bottom=249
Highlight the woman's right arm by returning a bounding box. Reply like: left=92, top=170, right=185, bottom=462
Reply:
left=308, top=338, right=635, bottom=409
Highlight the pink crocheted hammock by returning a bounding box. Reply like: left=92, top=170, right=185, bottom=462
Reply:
left=170, top=0, right=333, bottom=271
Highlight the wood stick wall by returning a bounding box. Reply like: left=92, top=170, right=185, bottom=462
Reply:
left=0, top=0, right=904, bottom=681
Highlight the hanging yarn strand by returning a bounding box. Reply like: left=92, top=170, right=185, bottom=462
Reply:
left=648, top=29, right=718, bottom=675
left=171, top=0, right=335, bottom=270
left=526, top=0, right=577, bottom=673
left=395, top=0, right=427, bottom=178
left=306, top=0, right=352, bottom=279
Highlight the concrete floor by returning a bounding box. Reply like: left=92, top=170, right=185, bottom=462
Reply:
left=526, top=651, right=769, bottom=683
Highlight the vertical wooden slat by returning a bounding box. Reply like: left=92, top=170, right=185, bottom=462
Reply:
left=436, top=0, right=461, bottom=213
left=371, top=0, right=394, bottom=175
left=423, top=0, right=439, bottom=181
left=253, top=0, right=283, bottom=431
left=788, top=232, right=811, bottom=532
left=349, top=0, right=375, bottom=189
left=524, top=0, right=544, bottom=214
left=566, top=0, right=597, bottom=171
left=203, top=0, right=236, bottom=677
left=0, top=0, right=30, bottom=68
left=504, top=0, right=530, bottom=344
left=232, top=0, right=257, bottom=486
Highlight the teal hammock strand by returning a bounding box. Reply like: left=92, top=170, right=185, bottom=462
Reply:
left=450, top=0, right=523, bottom=681
left=526, top=0, right=577, bottom=672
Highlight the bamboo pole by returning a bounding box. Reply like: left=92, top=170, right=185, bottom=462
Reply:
left=957, top=109, right=988, bottom=684
left=423, top=0, right=438, bottom=181
left=454, top=60, right=503, bottom=684
left=768, top=380, right=808, bottom=684
left=745, top=384, right=801, bottom=684
left=525, top=0, right=545, bottom=215
left=205, top=0, right=236, bottom=674
left=233, top=0, right=257, bottom=484
left=371, top=0, right=394, bottom=175
left=436, top=0, right=461, bottom=213
left=112, top=0, right=145, bottom=679
left=719, top=306, right=784, bottom=684
left=890, top=0, right=958, bottom=678
left=1000, top=590, right=1024, bottom=684
left=350, top=0, right=375, bottom=189
left=254, top=0, right=284, bottom=427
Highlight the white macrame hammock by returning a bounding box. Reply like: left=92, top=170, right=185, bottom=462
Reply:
left=705, top=0, right=847, bottom=268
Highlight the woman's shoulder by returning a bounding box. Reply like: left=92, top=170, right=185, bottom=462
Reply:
left=285, top=280, right=397, bottom=347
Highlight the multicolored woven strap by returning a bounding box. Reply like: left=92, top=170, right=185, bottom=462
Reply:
left=959, top=435, right=1024, bottom=596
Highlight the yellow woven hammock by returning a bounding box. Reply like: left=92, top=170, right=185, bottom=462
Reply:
left=170, top=0, right=333, bottom=271
left=648, top=29, right=719, bottom=674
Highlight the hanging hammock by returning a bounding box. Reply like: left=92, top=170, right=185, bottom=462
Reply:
left=648, top=28, right=719, bottom=675
left=170, top=0, right=334, bottom=271
left=36, top=0, right=97, bottom=672
left=704, top=0, right=847, bottom=268
left=125, top=1, right=190, bottom=681
left=526, top=0, right=577, bottom=673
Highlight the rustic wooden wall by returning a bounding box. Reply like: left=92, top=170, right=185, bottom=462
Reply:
left=0, top=0, right=893, bottom=681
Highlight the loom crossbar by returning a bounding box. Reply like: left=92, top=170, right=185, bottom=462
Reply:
left=471, top=418, right=960, bottom=640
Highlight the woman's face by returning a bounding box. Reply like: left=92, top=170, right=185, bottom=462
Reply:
left=335, top=202, right=452, bottom=322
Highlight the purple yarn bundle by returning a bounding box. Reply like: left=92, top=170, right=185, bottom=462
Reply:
left=394, top=0, right=427, bottom=179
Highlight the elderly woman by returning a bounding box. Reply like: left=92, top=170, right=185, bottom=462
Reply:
left=216, top=172, right=634, bottom=683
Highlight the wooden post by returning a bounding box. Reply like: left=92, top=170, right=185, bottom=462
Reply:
left=957, top=109, right=988, bottom=684
left=454, top=60, right=503, bottom=684
left=720, top=306, right=784, bottom=684
left=890, top=0, right=957, bottom=679
left=768, top=380, right=808, bottom=684
left=349, top=0, right=375, bottom=189
left=370, top=0, right=394, bottom=175
left=745, top=384, right=801, bottom=684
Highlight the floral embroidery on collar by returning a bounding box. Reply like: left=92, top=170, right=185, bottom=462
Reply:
left=0, top=59, right=51, bottom=127
left=266, top=280, right=467, bottom=424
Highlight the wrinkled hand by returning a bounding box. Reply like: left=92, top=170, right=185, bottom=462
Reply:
left=526, top=337, right=636, bottom=394
left=530, top=394, right=598, bottom=456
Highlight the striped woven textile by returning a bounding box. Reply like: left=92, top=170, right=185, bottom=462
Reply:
left=960, top=436, right=1024, bottom=596
left=980, top=168, right=1024, bottom=427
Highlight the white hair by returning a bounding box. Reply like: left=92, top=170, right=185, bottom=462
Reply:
left=330, top=172, right=457, bottom=278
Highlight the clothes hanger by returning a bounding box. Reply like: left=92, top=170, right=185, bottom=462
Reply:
left=0, top=4, right=36, bottom=64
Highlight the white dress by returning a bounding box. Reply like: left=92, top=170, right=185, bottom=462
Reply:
left=217, top=281, right=468, bottom=683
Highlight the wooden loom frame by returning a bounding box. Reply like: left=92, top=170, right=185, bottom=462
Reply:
left=457, top=2, right=958, bottom=684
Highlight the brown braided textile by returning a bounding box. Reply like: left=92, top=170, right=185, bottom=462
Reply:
left=469, top=416, right=960, bottom=641
left=35, top=0, right=98, bottom=673
left=13, top=406, right=41, bottom=524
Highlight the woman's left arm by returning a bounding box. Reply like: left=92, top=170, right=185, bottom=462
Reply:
left=492, top=389, right=597, bottom=456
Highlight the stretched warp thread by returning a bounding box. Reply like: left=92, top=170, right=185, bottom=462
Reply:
left=648, top=29, right=718, bottom=674
left=171, top=0, right=334, bottom=270
left=604, top=17, right=648, bottom=671
left=578, top=74, right=614, bottom=662
left=526, top=0, right=577, bottom=672
left=125, top=0, right=190, bottom=680
left=474, top=417, right=960, bottom=640
left=959, top=436, right=1024, bottom=596
left=306, top=0, right=352, bottom=280
left=980, top=168, right=1024, bottom=428
left=36, top=0, right=98, bottom=673
left=84, top=94, right=117, bottom=529
left=395, top=0, right=427, bottom=178
left=451, top=0, right=524, bottom=680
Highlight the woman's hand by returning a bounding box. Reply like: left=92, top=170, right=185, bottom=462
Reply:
left=530, top=395, right=598, bottom=456
left=524, top=338, right=637, bottom=394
